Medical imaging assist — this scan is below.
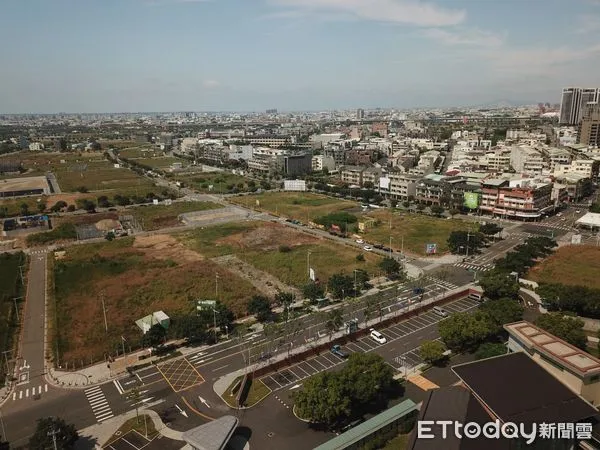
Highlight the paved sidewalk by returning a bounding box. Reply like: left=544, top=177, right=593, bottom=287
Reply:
left=75, top=404, right=184, bottom=449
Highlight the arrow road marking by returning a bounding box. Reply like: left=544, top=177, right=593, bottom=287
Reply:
left=198, top=396, right=211, bottom=408
left=175, top=404, right=189, bottom=418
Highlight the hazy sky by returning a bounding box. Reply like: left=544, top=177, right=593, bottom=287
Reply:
left=1, top=0, right=600, bottom=113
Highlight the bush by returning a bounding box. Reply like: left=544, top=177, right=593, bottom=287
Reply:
left=76, top=186, right=88, bottom=193
left=278, top=245, right=291, bottom=253
left=356, top=253, right=365, bottom=262
left=26, top=223, right=77, bottom=245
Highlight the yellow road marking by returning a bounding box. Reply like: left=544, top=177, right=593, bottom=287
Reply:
left=181, top=396, right=215, bottom=421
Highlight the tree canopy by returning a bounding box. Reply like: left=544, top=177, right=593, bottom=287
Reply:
left=479, top=298, right=524, bottom=333
left=419, top=340, right=448, bottom=365
left=29, top=417, right=79, bottom=450
left=535, top=313, right=587, bottom=349
left=302, top=281, right=325, bottom=302
left=478, top=271, right=520, bottom=300
left=247, top=295, right=272, bottom=322
left=447, top=230, right=485, bottom=255
left=438, top=311, right=494, bottom=352
left=379, top=257, right=401, bottom=277
left=327, top=273, right=354, bottom=299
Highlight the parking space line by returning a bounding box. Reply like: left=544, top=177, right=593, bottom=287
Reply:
left=278, top=371, right=295, bottom=385
left=383, top=327, right=401, bottom=338
left=304, top=360, right=320, bottom=373
left=320, top=354, right=338, bottom=365
left=310, top=358, right=329, bottom=369
left=288, top=368, right=303, bottom=380
left=267, top=375, right=283, bottom=388
left=351, top=340, right=371, bottom=352
left=295, top=365, right=311, bottom=377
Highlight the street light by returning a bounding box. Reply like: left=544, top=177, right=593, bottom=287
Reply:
left=307, top=250, right=312, bottom=280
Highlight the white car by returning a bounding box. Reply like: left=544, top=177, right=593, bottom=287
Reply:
left=576, top=210, right=581, bottom=214
left=369, top=329, right=387, bottom=344
left=363, top=245, right=372, bottom=251
left=356, top=239, right=364, bottom=244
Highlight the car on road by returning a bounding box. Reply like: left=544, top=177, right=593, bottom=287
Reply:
left=369, top=328, right=387, bottom=344
left=374, top=243, right=384, bottom=250
left=363, top=245, right=373, bottom=251
left=356, top=239, right=364, bottom=244
left=576, top=210, right=581, bottom=213
left=556, top=212, right=562, bottom=217
left=331, top=344, right=349, bottom=359
left=413, top=287, right=424, bottom=295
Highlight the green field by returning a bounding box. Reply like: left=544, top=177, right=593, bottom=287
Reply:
left=180, top=221, right=382, bottom=288
left=229, top=192, right=357, bottom=221
left=52, top=237, right=260, bottom=363
left=129, top=201, right=223, bottom=230
left=117, top=147, right=160, bottom=159
left=359, top=210, right=471, bottom=255
left=0, top=252, right=26, bottom=383
left=132, top=157, right=187, bottom=170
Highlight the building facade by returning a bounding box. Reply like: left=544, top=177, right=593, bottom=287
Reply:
left=479, top=180, right=553, bottom=219
left=578, top=102, right=600, bottom=148
left=560, top=87, right=600, bottom=125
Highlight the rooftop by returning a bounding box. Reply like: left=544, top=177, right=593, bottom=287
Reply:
left=577, top=212, right=600, bottom=228
left=182, top=415, right=238, bottom=450
left=453, top=352, right=598, bottom=425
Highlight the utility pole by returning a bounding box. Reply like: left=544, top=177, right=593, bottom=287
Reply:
left=215, top=273, right=219, bottom=300
left=307, top=250, right=312, bottom=280
left=48, top=427, right=59, bottom=450
left=101, top=293, right=108, bottom=332
left=12, top=297, right=23, bottom=322
left=465, top=230, right=472, bottom=258
left=401, top=235, right=404, bottom=257
left=18, top=265, right=25, bottom=286
left=121, top=336, right=126, bottom=356
left=389, top=236, right=393, bottom=257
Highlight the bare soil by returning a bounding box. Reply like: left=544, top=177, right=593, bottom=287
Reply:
left=133, top=234, right=203, bottom=263
left=217, top=222, right=318, bottom=251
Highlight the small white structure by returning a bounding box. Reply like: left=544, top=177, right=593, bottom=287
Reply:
left=283, top=179, right=307, bottom=191
left=576, top=212, right=600, bottom=231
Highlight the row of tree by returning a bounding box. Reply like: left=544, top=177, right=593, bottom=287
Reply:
left=537, top=283, right=600, bottom=319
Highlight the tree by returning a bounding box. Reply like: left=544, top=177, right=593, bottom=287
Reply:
left=97, top=195, right=111, bottom=208
left=475, top=342, right=506, bottom=360
left=76, top=199, right=96, bottom=213
left=379, top=257, right=401, bottom=277
left=302, top=282, right=324, bottom=302
left=170, top=314, right=209, bottom=342
left=143, top=324, right=166, bottom=349
left=29, top=417, right=79, bottom=449
left=419, top=340, right=448, bottom=365
left=355, top=253, right=365, bottom=262
left=479, top=223, right=503, bottom=237
left=37, top=201, right=47, bottom=213
left=438, top=311, right=493, bottom=352
left=389, top=199, right=398, bottom=208
left=535, top=313, right=587, bottom=349
left=479, top=271, right=520, bottom=300
left=430, top=205, right=444, bottom=217
left=105, top=231, right=115, bottom=241
left=447, top=230, right=485, bottom=255
left=275, top=291, right=295, bottom=322
left=416, top=203, right=426, bottom=212
left=293, top=371, right=352, bottom=427
left=354, top=269, right=370, bottom=291
left=402, top=201, right=410, bottom=208
left=325, top=309, right=344, bottom=340
left=20, top=203, right=29, bottom=216
left=247, top=295, right=272, bottom=322
left=50, top=200, right=68, bottom=212
left=343, top=352, right=394, bottom=404
left=327, top=273, right=354, bottom=300
left=479, top=298, right=523, bottom=333
left=363, top=181, right=374, bottom=189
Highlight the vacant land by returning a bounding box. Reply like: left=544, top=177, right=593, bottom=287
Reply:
left=0, top=151, right=154, bottom=195
left=229, top=192, right=357, bottom=221
left=129, top=201, right=223, bottom=230
left=180, top=221, right=382, bottom=288
left=176, top=172, right=256, bottom=194
left=134, top=157, right=187, bottom=170
left=52, top=236, right=260, bottom=363
left=359, top=211, right=471, bottom=255
left=0, top=252, right=25, bottom=382
left=528, top=245, right=600, bottom=289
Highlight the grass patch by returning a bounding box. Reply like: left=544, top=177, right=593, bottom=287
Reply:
left=180, top=221, right=382, bottom=288
left=129, top=201, right=223, bottom=230
left=229, top=192, right=357, bottom=221
left=359, top=210, right=471, bottom=255
left=26, top=223, right=77, bottom=246
left=222, top=377, right=271, bottom=407
left=176, top=172, right=256, bottom=194
left=381, top=433, right=411, bottom=450
left=52, top=236, right=259, bottom=362
left=0, top=252, right=26, bottom=382
left=527, top=245, right=600, bottom=289
left=104, top=415, right=158, bottom=446
left=132, top=157, right=187, bottom=169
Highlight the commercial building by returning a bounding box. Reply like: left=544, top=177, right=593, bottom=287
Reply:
left=379, top=172, right=418, bottom=200
left=560, top=87, right=599, bottom=125
left=479, top=179, right=553, bottom=219
left=578, top=102, right=600, bottom=148
left=356, top=108, right=365, bottom=120
left=341, top=166, right=364, bottom=186
left=282, top=153, right=312, bottom=177
left=415, top=175, right=452, bottom=205
left=483, top=148, right=511, bottom=172
left=505, top=321, right=600, bottom=406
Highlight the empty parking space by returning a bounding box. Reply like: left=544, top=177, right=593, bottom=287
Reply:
left=258, top=297, right=480, bottom=392
left=104, top=430, right=153, bottom=450
left=157, top=359, right=204, bottom=393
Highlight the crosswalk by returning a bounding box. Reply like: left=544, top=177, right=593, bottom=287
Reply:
left=84, top=386, right=114, bottom=422
left=12, top=384, right=48, bottom=401
left=454, top=262, right=493, bottom=272
left=423, top=276, right=458, bottom=290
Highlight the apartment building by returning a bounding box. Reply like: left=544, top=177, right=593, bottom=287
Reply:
left=553, top=173, right=593, bottom=201
left=247, top=136, right=291, bottom=147
left=378, top=172, right=418, bottom=200
left=346, top=148, right=374, bottom=166
left=323, top=145, right=347, bottom=167
left=247, top=155, right=274, bottom=173
left=480, top=178, right=553, bottom=219
left=483, top=148, right=511, bottom=172
left=415, top=175, right=452, bottom=205
left=311, top=155, right=336, bottom=172
left=578, top=102, right=600, bottom=148
left=361, top=167, right=382, bottom=187
left=560, top=87, right=599, bottom=125
left=554, top=159, right=597, bottom=179
left=340, top=166, right=364, bottom=186
left=544, top=147, right=572, bottom=171
left=510, top=146, right=545, bottom=174
left=370, top=122, right=388, bottom=138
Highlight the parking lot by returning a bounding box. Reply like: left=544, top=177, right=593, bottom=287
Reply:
left=103, top=430, right=181, bottom=450
left=259, top=296, right=479, bottom=392
left=156, top=359, right=204, bottom=393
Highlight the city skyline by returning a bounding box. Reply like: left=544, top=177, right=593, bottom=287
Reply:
left=1, top=0, right=600, bottom=113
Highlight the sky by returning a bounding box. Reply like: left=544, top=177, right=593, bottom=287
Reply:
left=1, top=0, right=600, bottom=113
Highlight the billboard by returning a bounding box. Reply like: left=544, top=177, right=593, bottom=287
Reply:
left=309, top=268, right=316, bottom=281
left=463, top=192, right=480, bottom=210
left=196, top=300, right=216, bottom=311
left=283, top=180, right=307, bottom=191
left=426, top=243, right=437, bottom=254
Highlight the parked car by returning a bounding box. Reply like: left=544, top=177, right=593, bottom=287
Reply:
left=369, top=328, right=387, bottom=344
left=356, top=239, right=364, bottom=244
left=331, top=344, right=349, bottom=359
left=374, top=243, right=384, bottom=250
left=363, top=245, right=373, bottom=251
left=576, top=210, right=581, bottom=214
left=413, top=287, right=424, bottom=295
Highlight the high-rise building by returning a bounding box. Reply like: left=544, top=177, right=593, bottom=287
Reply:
left=559, top=87, right=600, bottom=125
left=578, top=102, right=600, bottom=147
left=356, top=108, right=365, bottom=120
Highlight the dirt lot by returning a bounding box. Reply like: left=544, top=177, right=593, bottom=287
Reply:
left=217, top=221, right=319, bottom=251
left=52, top=236, right=260, bottom=363
left=527, top=245, right=600, bottom=289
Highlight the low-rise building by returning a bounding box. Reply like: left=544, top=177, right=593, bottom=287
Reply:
left=510, top=146, right=545, bottom=174
left=483, top=148, right=511, bottom=172
left=340, top=166, right=364, bottom=186
left=312, top=155, right=336, bottom=172
left=479, top=178, right=553, bottom=219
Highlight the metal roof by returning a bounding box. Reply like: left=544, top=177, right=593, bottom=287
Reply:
left=313, top=399, right=417, bottom=450
left=182, top=415, right=239, bottom=450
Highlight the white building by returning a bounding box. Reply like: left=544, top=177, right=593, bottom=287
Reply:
left=510, top=146, right=545, bottom=174
left=312, top=155, right=336, bottom=172
left=484, top=148, right=511, bottom=172
left=28, top=142, right=44, bottom=151
left=554, top=159, right=595, bottom=178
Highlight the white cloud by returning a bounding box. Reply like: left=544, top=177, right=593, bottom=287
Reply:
left=575, top=14, right=600, bottom=33
left=267, top=0, right=466, bottom=27
left=203, top=79, right=221, bottom=88
left=423, top=28, right=505, bottom=47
